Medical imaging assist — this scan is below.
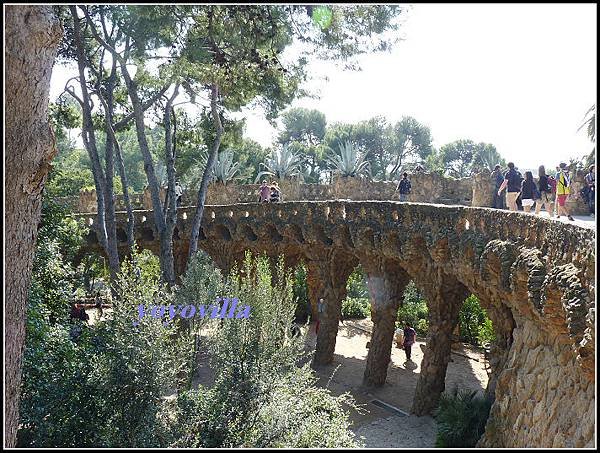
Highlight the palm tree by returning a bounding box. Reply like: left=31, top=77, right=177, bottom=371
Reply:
left=254, top=144, right=304, bottom=182
left=326, top=141, right=370, bottom=178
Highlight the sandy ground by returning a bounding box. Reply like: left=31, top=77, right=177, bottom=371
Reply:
left=301, top=318, right=489, bottom=448
left=183, top=317, right=489, bottom=448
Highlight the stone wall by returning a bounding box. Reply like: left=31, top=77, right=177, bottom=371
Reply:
left=55, top=169, right=590, bottom=216
left=59, top=171, right=476, bottom=212
left=76, top=201, right=595, bottom=448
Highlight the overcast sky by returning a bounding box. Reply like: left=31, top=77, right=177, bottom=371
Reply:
left=50, top=3, right=597, bottom=170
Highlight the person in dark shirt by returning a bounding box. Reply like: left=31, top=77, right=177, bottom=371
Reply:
left=584, top=164, right=595, bottom=216
left=491, top=164, right=505, bottom=209
left=397, top=173, right=411, bottom=201
left=270, top=182, right=281, bottom=203
left=402, top=323, right=417, bottom=361
left=497, top=162, right=522, bottom=211
left=535, top=165, right=554, bottom=217
left=520, top=171, right=538, bottom=213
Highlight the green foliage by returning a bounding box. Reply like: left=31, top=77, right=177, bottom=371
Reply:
left=434, top=140, right=503, bottom=178
left=346, top=266, right=368, bottom=299
left=341, top=297, right=370, bottom=319
left=19, top=246, right=189, bottom=447
left=164, top=254, right=360, bottom=447
left=459, top=295, right=495, bottom=347
left=477, top=317, right=496, bottom=346
left=327, top=141, right=370, bottom=178
left=434, top=388, right=493, bottom=447
left=397, top=281, right=429, bottom=335
left=291, top=263, right=311, bottom=323
left=255, top=144, right=305, bottom=182
left=278, top=108, right=327, bottom=182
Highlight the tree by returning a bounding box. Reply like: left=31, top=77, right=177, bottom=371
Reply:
left=470, top=144, right=505, bottom=173
left=436, top=140, right=500, bottom=178
left=388, top=116, right=433, bottom=178
left=5, top=5, right=63, bottom=447
left=278, top=108, right=327, bottom=182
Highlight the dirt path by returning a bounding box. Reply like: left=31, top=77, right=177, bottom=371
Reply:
left=304, top=318, right=489, bottom=448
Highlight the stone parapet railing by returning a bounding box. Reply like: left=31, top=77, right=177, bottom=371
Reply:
left=57, top=169, right=591, bottom=216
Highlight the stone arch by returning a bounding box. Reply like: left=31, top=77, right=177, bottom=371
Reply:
left=140, top=227, right=154, bottom=242
left=116, top=227, right=127, bottom=243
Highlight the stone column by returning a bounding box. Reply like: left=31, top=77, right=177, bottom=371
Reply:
left=362, top=259, right=410, bottom=387
left=484, top=302, right=515, bottom=399
left=411, top=268, right=469, bottom=415
left=307, top=250, right=357, bottom=366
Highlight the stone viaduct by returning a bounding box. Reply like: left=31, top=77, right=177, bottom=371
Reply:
left=75, top=200, right=595, bottom=448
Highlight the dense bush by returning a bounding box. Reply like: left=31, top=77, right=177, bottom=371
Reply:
left=459, top=295, right=495, bottom=347
left=346, top=266, right=368, bottom=299
left=341, top=297, right=370, bottom=319
left=291, top=262, right=311, bottom=323
left=19, top=245, right=189, bottom=447
left=164, top=254, right=361, bottom=448
left=397, top=281, right=429, bottom=334
left=435, top=387, right=493, bottom=447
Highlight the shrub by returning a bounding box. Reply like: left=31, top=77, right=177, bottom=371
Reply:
left=18, top=250, right=189, bottom=447
left=397, top=281, right=428, bottom=331
left=459, top=295, right=495, bottom=347
left=435, top=387, right=493, bottom=447
left=164, top=253, right=361, bottom=448
left=346, top=266, right=368, bottom=299
left=416, top=318, right=429, bottom=336
left=477, top=317, right=496, bottom=346
left=341, top=297, right=370, bottom=319
left=291, top=263, right=311, bottom=323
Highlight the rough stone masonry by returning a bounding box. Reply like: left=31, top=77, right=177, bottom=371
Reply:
left=76, top=200, right=595, bottom=448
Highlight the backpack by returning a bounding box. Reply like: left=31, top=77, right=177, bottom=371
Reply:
left=547, top=175, right=557, bottom=193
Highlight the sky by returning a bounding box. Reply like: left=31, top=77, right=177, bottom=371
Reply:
left=50, top=3, right=597, bottom=170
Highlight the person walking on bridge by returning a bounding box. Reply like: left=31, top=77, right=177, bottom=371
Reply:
left=497, top=162, right=522, bottom=211
left=258, top=180, right=271, bottom=203
left=535, top=165, right=555, bottom=217
left=555, top=162, right=574, bottom=221
left=396, top=172, right=411, bottom=201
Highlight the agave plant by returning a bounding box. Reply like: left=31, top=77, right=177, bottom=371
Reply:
left=254, top=144, right=304, bottom=183
left=180, top=149, right=240, bottom=191
left=326, top=141, right=370, bottom=178
left=211, top=149, right=240, bottom=185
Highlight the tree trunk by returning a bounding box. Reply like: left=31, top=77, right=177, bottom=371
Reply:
left=5, top=5, right=62, bottom=447
left=187, top=84, right=224, bottom=264
left=159, top=84, right=180, bottom=286
left=69, top=6, right=120, bottom=277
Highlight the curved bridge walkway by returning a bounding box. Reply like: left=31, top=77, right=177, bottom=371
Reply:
left=76, top=201, right=595, bottom=448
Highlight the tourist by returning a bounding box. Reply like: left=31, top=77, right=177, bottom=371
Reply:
left=394, top=325, right=404, bottom=348
left=515, top=168, right=524, bottom=211
left=403, top=323, right=416, bottom=361
left=396, top=172, right=411, bottom=201
left=497, top=162, right=522, bottom=211
left=519, top=171, right=538, bottom=213
left=584, top=164, right=595, bottom=216
left=258, top=180, right=271, bottom=203
left=174, top=181, right=183, bottom=206
left=491, top=164, right=505, bottom=209
left=70, top=302, right=89, bottom=323
left=315, top=298, right=325, bottom=335
left=555, top=162, right=574, bottom=221
left=535, top=165, right=555, bottom=217
left=270, top=181, right=281, bottom=203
